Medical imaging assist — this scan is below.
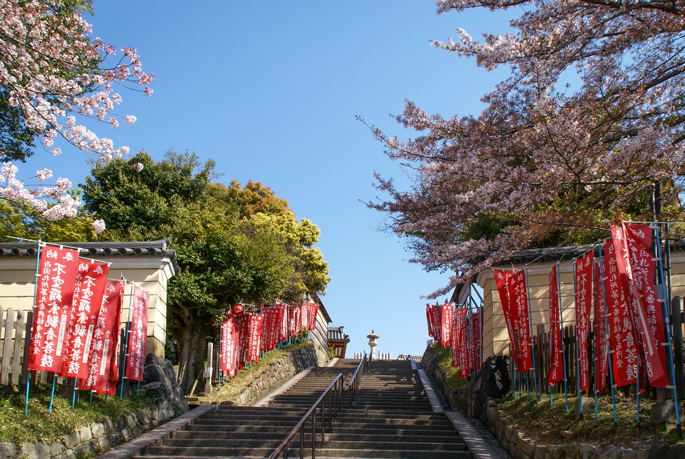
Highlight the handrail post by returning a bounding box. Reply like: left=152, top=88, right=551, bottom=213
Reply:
left=312, top=407, right=316, bottom=459
left=299, top=420, right=304, bottom=459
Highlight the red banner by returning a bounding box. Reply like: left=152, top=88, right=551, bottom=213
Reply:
left=575, top=252, right=593, bottom=391
left=221, top=316, right=239, bottom=377
left=233, top=304, right=243, bottom=314
left=466, top=310, right=474, bottom=373
left=456, top=308, right=469, bottom=377
left=246, top=314, right=264, bottom=362
left=301, top=304, right=309, bottom=334
left=430, top=305, right=442, bottom=343
left=83, top=280, right=124, bottom=392
left=124, top=285, right=149, bottom=382
left=472, top=308, right=482, bottom=371
left=622, top=223, right=669, bottom=387
left=236, top=313, right=249, bottom=370
left=28, top=245, right=79, bottom=373
left=279, top=303, right=288, bottom=340
left=61, top=261, right=109, bottom=379
left=508, top=270, right=533, bottom=372
left=450, top=311, right=458, bottom=367
left=441, top=304, right=453, bottom=348
left=308, top=303, right=318, bottom=331
left=603, top=239, right=638, bottom=387
left=494, top=269, right=522, bottom=370
left=594, top=261, right=609, bottom=393
left=288, top=306, right=297, bottom=337
left=548, top=265, right=564, bottom=385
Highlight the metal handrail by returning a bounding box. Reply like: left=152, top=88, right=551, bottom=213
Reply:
left=269, top=373, right=344, bottom=459
left=347, top=352, right=367, bottom=408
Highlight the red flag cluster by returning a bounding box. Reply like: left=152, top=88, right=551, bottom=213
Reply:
left=494, top=269, right=533, bottom=373
left=426, top=302, right=483, bottom=379
left=220, top=301, right=318, bottom=375
left=543, top=222, right=670, bottom=393
left=27, top=244, right=151, bottom=395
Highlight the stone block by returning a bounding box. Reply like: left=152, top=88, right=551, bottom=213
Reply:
left=102, top=418, right=116, bottom=434
left=0, top=442, right=18, bottom=458
left=126, top=414, right=137, bottom=428
left=64, top=449, right=76, bottom=459
left=51, top=441, right=64, bottom=456
left=151, top=404, right=161, bottom=420
left=534, top=445, right=546, bottom=459
left=62, top=431, right=80, bottom=449
left=79, top=425, right=92, bottom=442
left=91, top=421, right=105, bottom=438
left=665, top=444, right=685, bottom=459
left=21, top=443, right=51, bottom=459
left=83, top=439, right=99, bottom=454
left=116, top=414, right=128, bottom=431
left=137, top=408, right=152, bottom=425
left=576, top=445, right=595, bottom=459
left=517, top=438, right=535, bottom=457
left=121, top=427, right=132, bottom=441
left=574, top=397, right=593, bottom=420
left=650, top=400, right=676, bottom=426
left=99, top=434, right=113, bottom=451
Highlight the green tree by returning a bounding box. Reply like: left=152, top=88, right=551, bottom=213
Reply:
left=81, top=151, right=329, bottom=393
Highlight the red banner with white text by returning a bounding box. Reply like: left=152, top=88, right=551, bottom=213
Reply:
left=85, top=280, right=124, bottom=393
left=594, top=261, right=609, bottom=393
left=124, top=285, right=149, bottom=382
left=548, top=265, right=564, bottom=385
left=28, top=245, right=79, bottom=373
left=246, top=314, right=264, bottom=362
left=494, top=270, right=522, bottom=370
left=575, top=252, right=593, bottom=391
left=508, top=270, right=533, bottom=372
left=441, top=304, right=453, bottom=348
left=61, top=261, right=109, bottom=379
left=603, top=239, right=638, bottom=387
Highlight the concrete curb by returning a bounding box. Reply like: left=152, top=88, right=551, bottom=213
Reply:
left=252, top=366, right=315, bottom=407
left=415, top=368, right=502, bottom=459
left=97, top=404, right=216, bottom=459
left=326, top=357, right=339, bottom=367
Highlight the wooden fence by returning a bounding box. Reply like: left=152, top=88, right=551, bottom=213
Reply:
left=509, top=296, right=685, bottom=401
left=0, top=306, right=32, bottom=386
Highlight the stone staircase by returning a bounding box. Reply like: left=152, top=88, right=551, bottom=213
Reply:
left=134, top=359, right=473, bottom=458
left=312, top=359, right=472, bottom=458
left=133, top=361, right=358, bottom=458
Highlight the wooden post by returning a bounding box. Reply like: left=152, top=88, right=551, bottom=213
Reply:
left=21, top=312, right=33, bottom=385
left=672, top=297, right=684, bottom=400
left=11, top=310, right=26, bottom=385
left=204, top=342, right=213, bottom=395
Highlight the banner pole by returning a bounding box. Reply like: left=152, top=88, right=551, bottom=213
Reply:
left=120, top=283, right=134, bottom=399
left=524, top=266, right=539, bottom=406
left=655, top=225, right=682, bottom=438
left=219, top=315, right=223, bottom=389
left=592, top=261, right=598, bottom=423
left=636, top=355, right=641, bottom=427
left=25, top=240, right=42, bottom=416
left=573, top=261, right=583, bottom=415
left=72, top=378, right=77, bottom=407
left=556, top=261, right=569, bottom=413
left=89, top=389, right=93, bottom=405
left=48, top=373, right=57, bottom=413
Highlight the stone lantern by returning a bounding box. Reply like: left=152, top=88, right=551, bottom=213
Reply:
left=367, top=330, right=379, bottom=359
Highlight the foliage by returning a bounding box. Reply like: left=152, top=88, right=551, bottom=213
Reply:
left=433, top=343, right=470, bottom=390
left=0, top=0, right=152, bottom=220
left=194, top=340, right=313, bottom=405
left=0, top=384, right=153, bottom=444
left=0, top=192, right=98, bottom=242
left=368, top=0, right=685, bottom=297
left=81, top=150, right=330, bottom=393
left=327, top=344, right=335, bottom=360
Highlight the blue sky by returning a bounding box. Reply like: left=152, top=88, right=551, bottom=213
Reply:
left=24, top=1, right=513, bottom=357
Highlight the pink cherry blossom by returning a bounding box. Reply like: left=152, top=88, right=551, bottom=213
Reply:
left=92, top=219, right=106, bottom=234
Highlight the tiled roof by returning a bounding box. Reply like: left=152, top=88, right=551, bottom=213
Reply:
left=328, top=326, right=349, bottom=342
left=0, top=238, right=179, bottom=272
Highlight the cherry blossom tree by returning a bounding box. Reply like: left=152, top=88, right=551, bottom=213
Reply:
left=0, top=0, right=152, bottom=229
left=368, top=0, right=685, bottom=296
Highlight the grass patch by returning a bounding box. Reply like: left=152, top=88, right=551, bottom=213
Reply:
left=433, top=343, right=470, bottom=391
left=499, top=392, right=667, bottom=446
left=0, top=384, right=154, bottom=444
left=432, top=343, right=685, bottom=447
left=195, top=340, right=314, bottom=405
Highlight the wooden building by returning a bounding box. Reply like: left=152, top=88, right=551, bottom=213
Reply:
left=454, top=241, right=685, bottom=362
left=0, top=239, right=177, bottom=358
left=327, top=326, right=350, bottom=358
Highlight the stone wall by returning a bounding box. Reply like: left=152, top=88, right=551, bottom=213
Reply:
left=0, top=399, right=179, bottom=459
left=223, top=342, right=328, bottom=406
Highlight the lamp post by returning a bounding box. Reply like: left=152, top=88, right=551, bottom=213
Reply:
left=367, top=330, right=379, bottom=359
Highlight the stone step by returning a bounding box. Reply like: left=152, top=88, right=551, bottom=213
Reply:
left=136, top=449, right=470, bottom=459
left=172, top=431, right=465, bottom=444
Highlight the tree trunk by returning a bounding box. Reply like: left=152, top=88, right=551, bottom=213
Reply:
left=179, top=325, right=207, bottom=395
